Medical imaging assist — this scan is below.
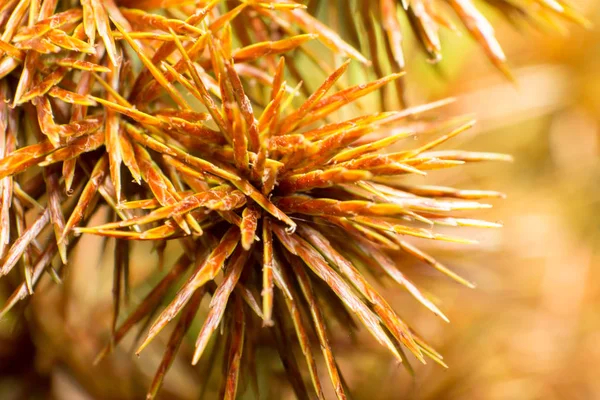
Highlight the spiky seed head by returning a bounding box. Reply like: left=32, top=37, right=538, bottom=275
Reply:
left=2, top=0, right=575, bottom=398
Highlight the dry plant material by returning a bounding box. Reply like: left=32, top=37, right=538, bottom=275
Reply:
left=0, top=0, right=537, bottom=398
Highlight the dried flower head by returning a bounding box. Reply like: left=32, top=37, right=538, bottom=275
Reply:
left=0, top=0, right=548, bottom=398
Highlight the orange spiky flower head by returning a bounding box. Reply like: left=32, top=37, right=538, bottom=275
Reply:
left=0, top=0, right=583, bottom=398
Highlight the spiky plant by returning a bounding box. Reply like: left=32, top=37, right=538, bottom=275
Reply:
left=309, top=0, right=588, bottom=106
left=0, top=0, right=582, bottom=398
left=353, top=0, right=588, bottom=71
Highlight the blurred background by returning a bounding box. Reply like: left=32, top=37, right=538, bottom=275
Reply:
left=1, top=1, right=599, bottom=399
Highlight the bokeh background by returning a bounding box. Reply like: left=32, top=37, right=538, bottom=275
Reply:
left=1, top=1, right=599, bottom=399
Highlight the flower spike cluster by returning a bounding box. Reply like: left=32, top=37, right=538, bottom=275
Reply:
left=0, top=1, right=519, bottom=399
